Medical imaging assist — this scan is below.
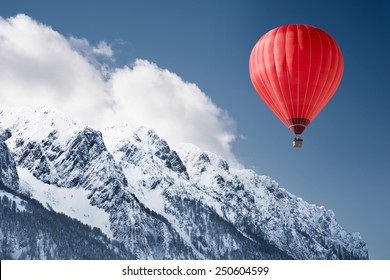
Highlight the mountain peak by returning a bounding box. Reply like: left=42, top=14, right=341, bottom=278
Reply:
left=0, top=106, right=82, bottom=150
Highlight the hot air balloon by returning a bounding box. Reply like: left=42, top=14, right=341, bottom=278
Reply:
left=249, top=24, right=344, bottom=147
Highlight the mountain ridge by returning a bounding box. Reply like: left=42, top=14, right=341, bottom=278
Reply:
left=0, top=106, right=368, bottom=259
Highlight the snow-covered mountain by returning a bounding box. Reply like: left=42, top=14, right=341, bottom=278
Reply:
left=0, top=106, right=368, bottom=259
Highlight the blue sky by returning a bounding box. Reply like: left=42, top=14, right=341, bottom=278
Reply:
left=0, top=0, right=389, bottom=259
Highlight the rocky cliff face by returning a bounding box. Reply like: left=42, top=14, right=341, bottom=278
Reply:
left=0, top=106, right=368, bottom=259
left=0, top=131, right=19, bottom=191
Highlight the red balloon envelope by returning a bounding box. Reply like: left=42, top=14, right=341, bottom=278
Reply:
left=249, top=24, right=344, bottom=135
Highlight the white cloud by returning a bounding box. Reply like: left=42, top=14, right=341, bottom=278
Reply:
left=0, top=14, right=111, bottom=125
left=0, top=14, right=241, bottom=167
left=92, top=41, right=113, bottom=58
left=68, top=37, right=113, bottom=61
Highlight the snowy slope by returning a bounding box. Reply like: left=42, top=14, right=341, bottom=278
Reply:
left=0, top=189, right=27, bottom=212
left=18, top=167, right=112, bottom=237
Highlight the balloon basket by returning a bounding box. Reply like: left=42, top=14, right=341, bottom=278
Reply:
left=292, top=137, right=303, bottom=148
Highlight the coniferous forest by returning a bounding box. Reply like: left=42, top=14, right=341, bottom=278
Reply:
left=0, top=183, right=135, bottom=260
